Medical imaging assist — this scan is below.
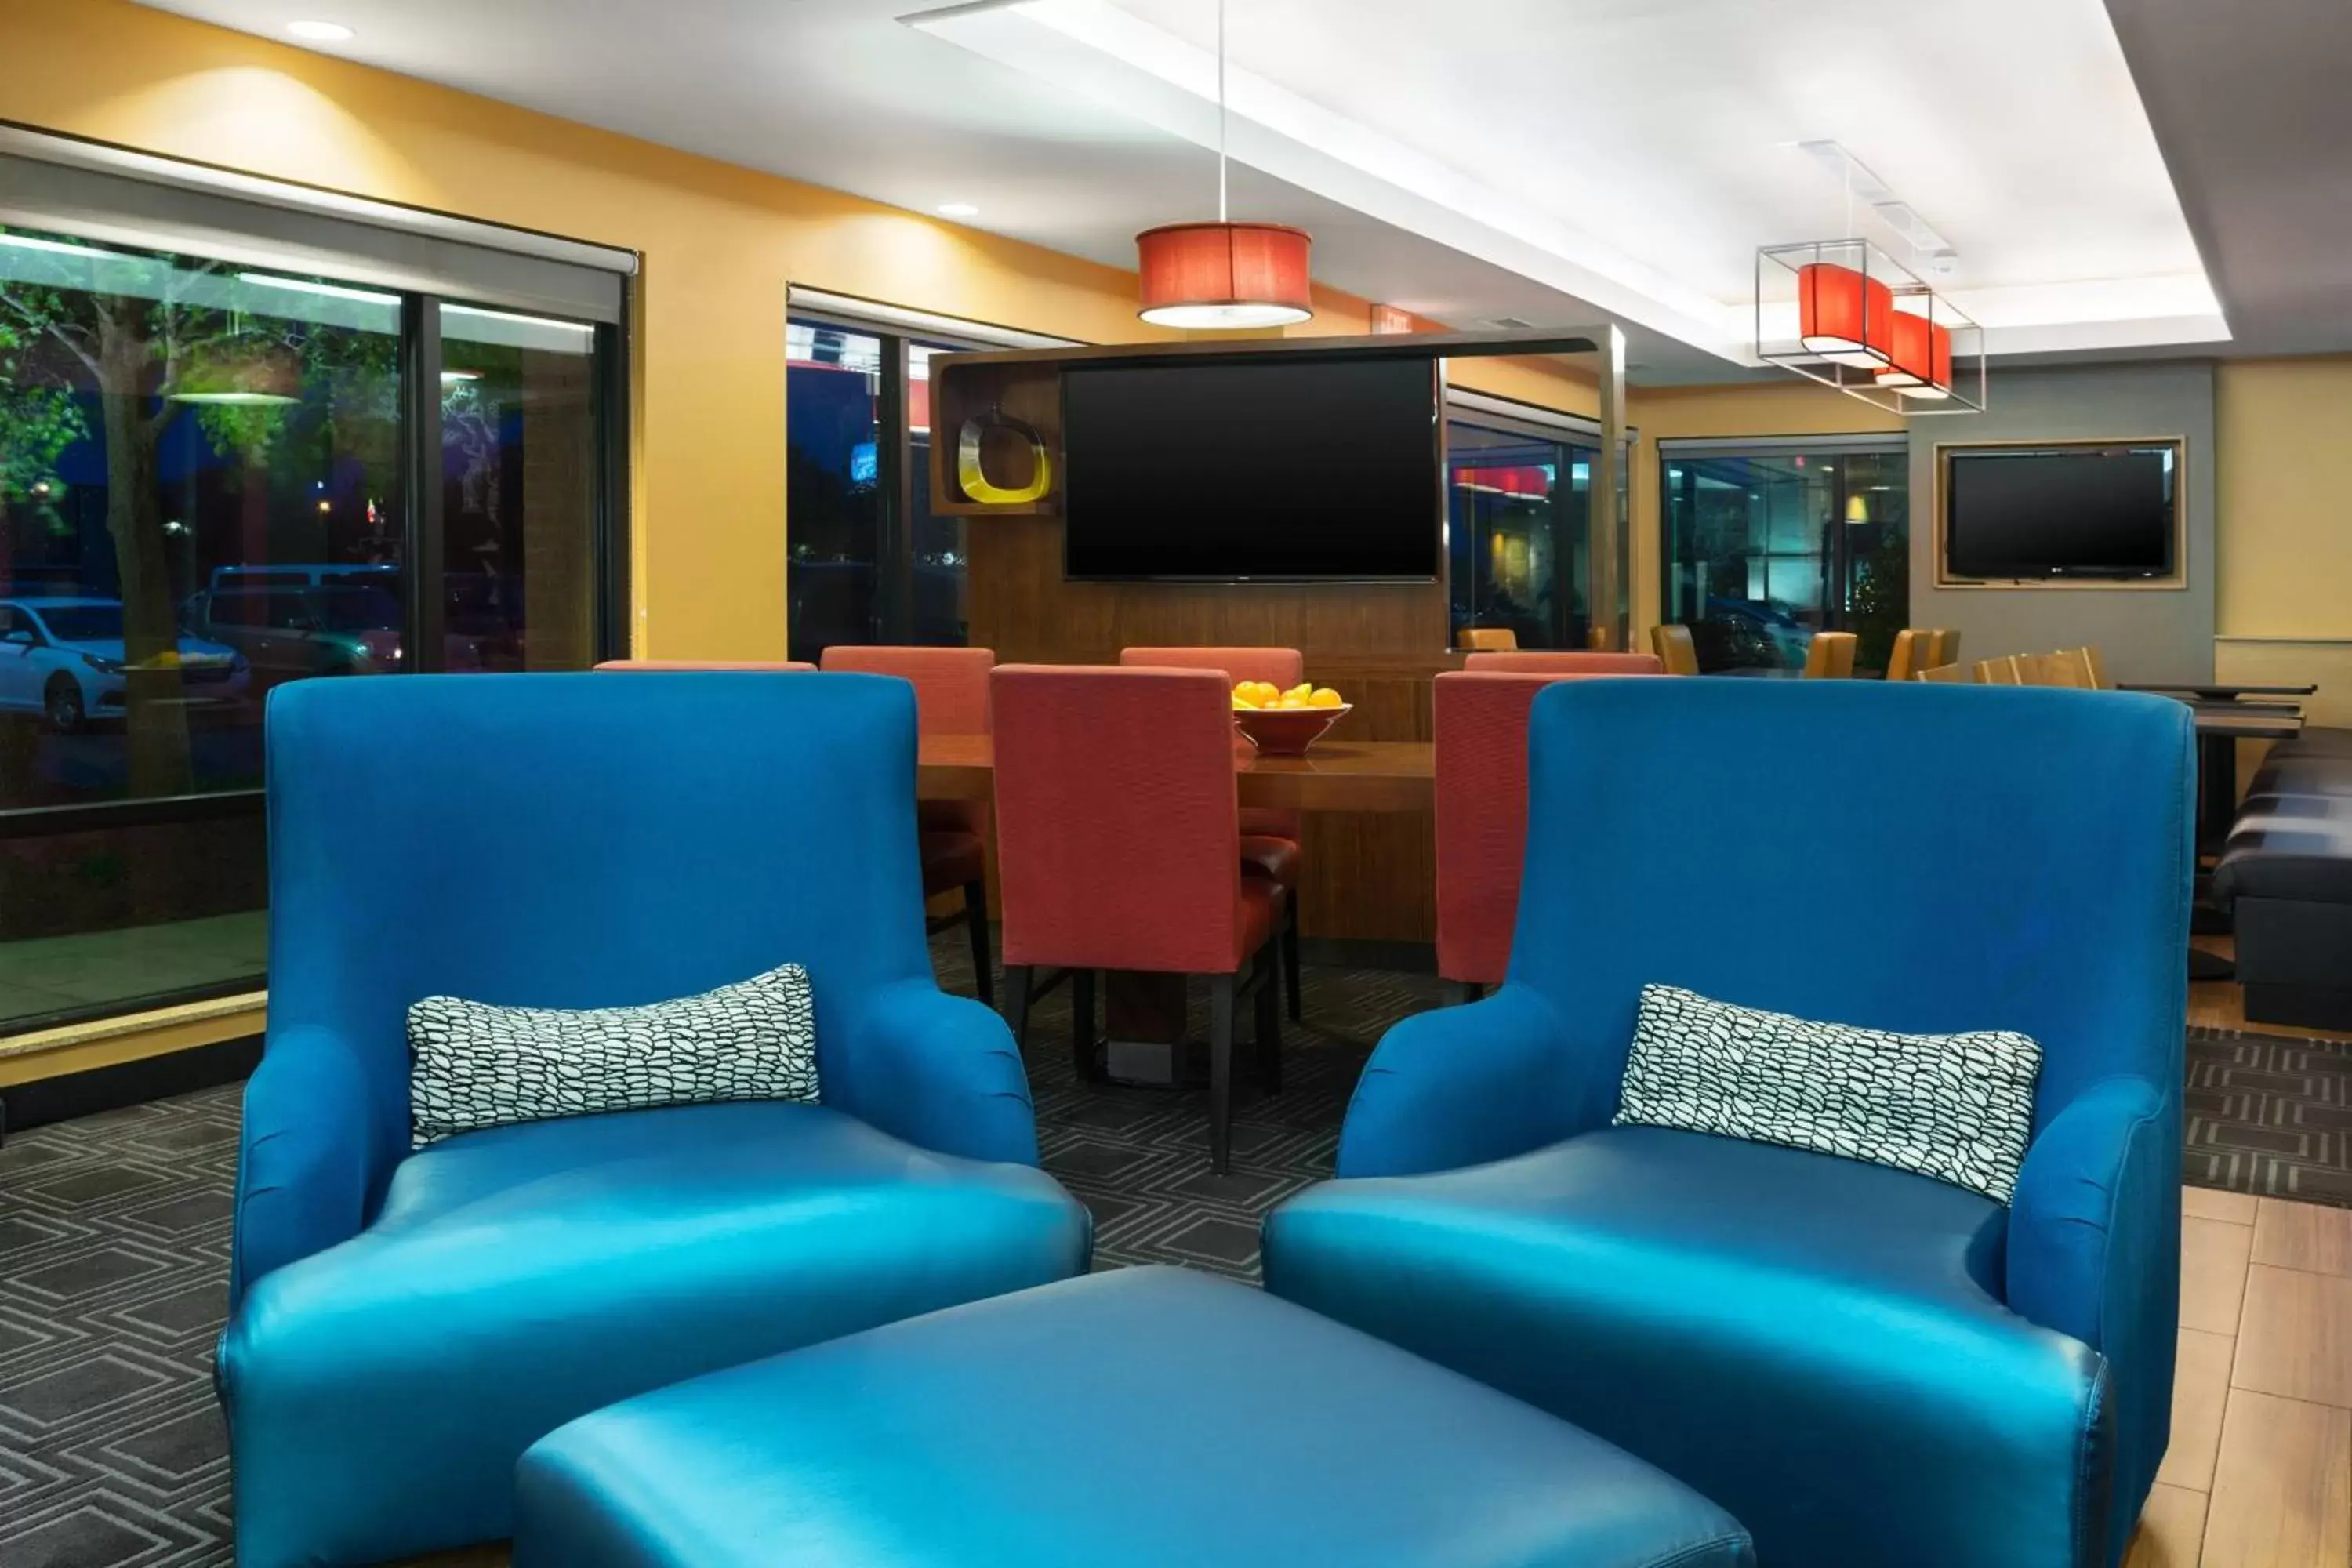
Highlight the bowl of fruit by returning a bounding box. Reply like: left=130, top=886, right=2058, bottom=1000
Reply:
left=1231, top=681, right=1350, bottom=756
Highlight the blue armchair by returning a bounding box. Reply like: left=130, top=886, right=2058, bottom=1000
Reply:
left=1264, top=679, right=2191, bottom=1568
left=218, top=673, right=1090, bottom=1567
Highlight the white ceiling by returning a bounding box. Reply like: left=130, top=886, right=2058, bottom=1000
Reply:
left=132, top=0, right=2241, bottom=379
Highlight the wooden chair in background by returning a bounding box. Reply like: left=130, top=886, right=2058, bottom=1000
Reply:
left=1650, top=623, right=1701, bottom=676
left=2017, top=652, right=2089, bottom=688
left=1927, top=629, right=1961, bottom=667
left=1802, top=631, right=1858, bottom=679
left=1458, top=626, right=1519, bottom=652
left=1976, top=656, right=2024, bottom=685
left=1916, top=663, right=1971, bottom=684
left=2063, top=646, right=2111, bottom=690
left=1886, top=630, right=1925, bottom=683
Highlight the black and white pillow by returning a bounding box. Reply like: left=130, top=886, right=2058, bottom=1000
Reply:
left=1613, top=984, right=2042, bottom=1203
left=406, top=963, right=818, bottom=1149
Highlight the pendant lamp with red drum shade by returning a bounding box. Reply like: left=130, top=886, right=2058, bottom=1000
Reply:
left=1797, top=261, right=1893, bottom=369
left=1138, top=221, right=1313, bottom=329
left=1134, top=0, right=1314, bottom=330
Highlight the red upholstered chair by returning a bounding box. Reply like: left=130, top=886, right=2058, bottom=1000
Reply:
left=1463, top=651, right=1665, bottom=676
left=594, top=659, right=815, bottom=671
left=992, top=665, right=1284, bottom=1172
left=818, top=645, right=998, bottom=1004
left=1435, top=670, right=1592, bottom=1000
left=1119, top=645, right=1305, bottom=1020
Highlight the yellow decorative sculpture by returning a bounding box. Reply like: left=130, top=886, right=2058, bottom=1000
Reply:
left=956, top=407, right=1054, bottom=505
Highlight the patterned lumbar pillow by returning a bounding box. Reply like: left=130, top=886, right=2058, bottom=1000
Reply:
left=406, top=963, right=818, bottom=1148
left=1613, top=984, right=2042, bottom=1203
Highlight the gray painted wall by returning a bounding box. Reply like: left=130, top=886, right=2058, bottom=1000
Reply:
left=1908, top=364, right=2216, bottom=685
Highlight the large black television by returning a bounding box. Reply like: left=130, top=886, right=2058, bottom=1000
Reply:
left=1941, top=441, right=2181, bottom=582
left=1061, top=356, right=1441, bottom=580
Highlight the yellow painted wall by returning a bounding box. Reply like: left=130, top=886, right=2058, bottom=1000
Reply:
left=2214, top=357, right=2352, bottom=727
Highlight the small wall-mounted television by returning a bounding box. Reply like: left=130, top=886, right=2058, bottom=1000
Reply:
left=1061, top=356, right=1442, bottom=581
left=1940, top=441, right=2182, bottom=582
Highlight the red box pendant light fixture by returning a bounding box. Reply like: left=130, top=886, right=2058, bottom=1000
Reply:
left=1758, top=239, right=1984, bottom=413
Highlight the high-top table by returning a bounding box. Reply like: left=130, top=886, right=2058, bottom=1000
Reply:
left=920, top=735, right=1436, bottom=1084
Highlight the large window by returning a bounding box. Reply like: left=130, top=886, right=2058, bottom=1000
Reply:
left=1450, top=419, right=1593, bottom=648
left=1446, top=396, right=1628, bottom=652
left=786, top=317, right=978, bottom=659
left=1659, top=438, right=1910, bottom=673
left=0, top=209, right=624, bottom=1030
left=786, top=296, right=1076, bottom=661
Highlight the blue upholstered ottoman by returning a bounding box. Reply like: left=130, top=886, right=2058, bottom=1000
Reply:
left=514, top=1265, right=1751, bottom=1568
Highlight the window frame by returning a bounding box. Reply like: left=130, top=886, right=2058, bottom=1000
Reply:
left=786, top=299, right=1067, bottom=653
left=0, top=208, right=634, bottom=1033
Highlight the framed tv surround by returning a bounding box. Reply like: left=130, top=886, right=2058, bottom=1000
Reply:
left=1933, top=437, right=2189, bottom=590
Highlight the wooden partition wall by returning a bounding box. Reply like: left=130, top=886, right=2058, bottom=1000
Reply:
left=937, top=327, right=1623, bottom=949
left=969, top=517, right=1454, bottom=943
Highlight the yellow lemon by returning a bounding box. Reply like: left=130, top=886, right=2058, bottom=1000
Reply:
left=1308, top=688, right=1343, bottom=708
left=1287, top=682, right=1313, bottom=700
left=1233, top=695, right=1259, bottom=710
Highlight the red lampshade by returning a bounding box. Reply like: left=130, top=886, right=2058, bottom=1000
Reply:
left=1797, top=261, right=1894, bottom=369
left=1137, top=222, right=1313, bottom=329
left=1875, top=310, right=1955, bottom=397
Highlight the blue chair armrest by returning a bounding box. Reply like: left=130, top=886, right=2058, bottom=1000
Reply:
left=824, top=979, right=1040, bottom=1167
left=2005, top=1074, right=2172, bottom=1353
left=230, top=1026, right=394, bottom=1312
left=1338, top=984, right=1606, bottom=1178
left=2005, top=1073, right=2176, bottom=1557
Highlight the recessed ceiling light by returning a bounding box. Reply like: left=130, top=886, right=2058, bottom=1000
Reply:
left=936, top=202, right=981, bottom=218
left=286, top=20, right=355, bottom=42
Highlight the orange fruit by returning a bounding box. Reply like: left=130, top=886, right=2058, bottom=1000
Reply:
left=1308, top=688, right=1343, bottom=708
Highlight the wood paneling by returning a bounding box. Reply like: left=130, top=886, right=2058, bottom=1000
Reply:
left=967, top=514, right=1454, bottom=941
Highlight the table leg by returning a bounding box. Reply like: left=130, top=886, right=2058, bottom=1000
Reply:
left=2190, top=731, right=2240, bottom=981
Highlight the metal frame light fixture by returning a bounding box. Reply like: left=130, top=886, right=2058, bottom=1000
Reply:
left=1757, top=239, right=1984, bottom=415
left=1134, top=0, right=1312, bottom=328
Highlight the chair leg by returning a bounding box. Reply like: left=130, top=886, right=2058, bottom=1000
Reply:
left=962, top=878, right=993, bottom=1007
left=1448, top=980, right=1486, bottom=1007
left=1254, top=950, right=1283, bottom=1095
left=1209, top=973, right=1236, bottom=1174
left=1003, top=964, right=1033, bottom=1051
left=1282, top=898, right=1303, bottom=1024
left=1071, top=967, right=1101, bottom=1083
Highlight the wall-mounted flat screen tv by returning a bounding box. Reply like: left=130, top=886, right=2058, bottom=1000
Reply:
left=1941, top=442, right=2181, bottom=581
left=1062, top=357, right=1441, bottom=581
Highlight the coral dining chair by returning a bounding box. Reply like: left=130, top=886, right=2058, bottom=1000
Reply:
left=819, top=646, right=1000, bottom=1004
left=991, top=666, right=1285, bottom=1173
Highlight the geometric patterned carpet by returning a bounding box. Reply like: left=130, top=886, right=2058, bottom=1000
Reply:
left=2185, top=1025, right=2352, bottom=1207
left=1, top=937, right=2343, bottom=1566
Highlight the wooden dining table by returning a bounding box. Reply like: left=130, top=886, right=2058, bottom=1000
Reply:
left=917, top=733, right=1436, bottom=1084
left=917, top=734, right=1435, bottom=813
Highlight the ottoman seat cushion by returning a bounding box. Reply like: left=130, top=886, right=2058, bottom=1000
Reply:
left=515, top=1265, right=1752, bottom=1568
